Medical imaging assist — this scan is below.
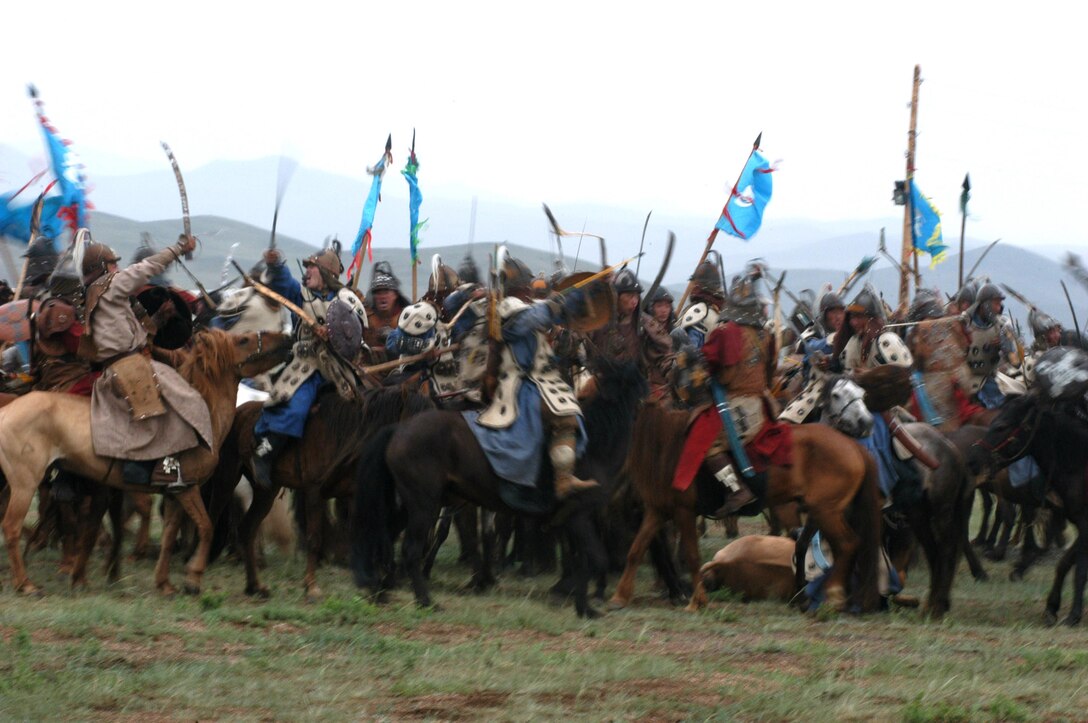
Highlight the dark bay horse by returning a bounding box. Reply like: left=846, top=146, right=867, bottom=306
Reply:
left=351, top=360, right=646, bottom=617
left=968, top=394, right=1088, bottom=625
left=609, top=404, right=884, bottom=614
left=204, top=385, right=434, bottom=600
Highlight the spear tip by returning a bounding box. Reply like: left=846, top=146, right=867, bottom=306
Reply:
left=753, top=132, right=763, bottom=149
left=385, top=133, right=392, bottom=152
left=27, top=84, right=38, bottom=99
left=963, top=173, right=971, bottom=191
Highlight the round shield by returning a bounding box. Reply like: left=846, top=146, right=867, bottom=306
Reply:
left=854, top=364, right=913, bottom=412
left=327, top=298, right=363, bottom=359
left=552, top=272, right=617, bottom=332
left=0, top=300, right=39, bottom=344
left=136, top=286, right=194, bottom=350
left=1034, top=346, right=1088, bottom=401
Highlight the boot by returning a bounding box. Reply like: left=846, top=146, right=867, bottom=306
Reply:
left=251, top=433, right=290, bottom=490
left=550, top=438, right=598, bottom=500
left=709, top=455, right=755, bottom=517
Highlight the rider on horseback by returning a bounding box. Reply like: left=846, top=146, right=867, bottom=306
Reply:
left=468, top=251, right=598, bottom=499
left=250, top=245, right=366, bottom=489
left=78, top=235, right=213, bottom=492
left=364, top=261, right=409, bottom=361
left=699, top=272, right=777, bottom=516
left=779, top=290, right=845, bottom=424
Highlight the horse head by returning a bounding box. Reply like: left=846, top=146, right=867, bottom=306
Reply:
left=181, top=329, right=292, bottom=390
left=821, top=375, right=873, bottom=438
left=967, top=392, right=1040, bottom=476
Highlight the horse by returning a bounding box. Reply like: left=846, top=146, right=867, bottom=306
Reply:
left=608, top=402, right=884, bottom=614
left=204, top=385, right=434, bottom=600
left=0, top=329, right=292, bottom=596
left=967, top=393, right=1088, bottom=625
left=351, top=359, right=647, bottom=617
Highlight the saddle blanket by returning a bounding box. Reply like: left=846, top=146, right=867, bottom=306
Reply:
left=672, top=408, right=793, bottom=491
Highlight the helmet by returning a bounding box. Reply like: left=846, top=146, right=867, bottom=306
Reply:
left=722, top=274, right=766, bottom=327
left=305, top=247, right=344, bottom=278
left=529, top=274, right=550, bottom=299
left=953, top=280, right=979, bottom=307
left=0, top=280, right=12, bottom=306
left=457, top=255, right=480, bottom=285
left=846, top=284, right=884, bottom=321
left=690, top=259, right=724, bottom=299
left=428, top=258, right=460, bottom=298
left=650, top=286, right=674, bottom=304
left=23, top=235, right=59, bottom=283
left=612, top=268, right=642, bottom=294
left=909, top=287, right=944, bottom=322
left=1029, top=308, right=1061, bottom=339
left=499, top=252, right=534, bottom=295
left=82, top=242, right=121, bottom=285
left=818, top=291, right=845, bottom=316
left=975, top=283, right=1005, bottom=306
left=369, top=260, right=401, bottom=293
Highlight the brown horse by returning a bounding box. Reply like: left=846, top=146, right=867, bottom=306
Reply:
left=0, top=329, right=291, bottom=595
left=203, top=385, right=434, bottom=600
left=609, top=404, right=883, bottom=613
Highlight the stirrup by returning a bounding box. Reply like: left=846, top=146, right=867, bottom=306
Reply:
left=555, top=474, right=598, bottom=499
left=714, top=486, right=756, bottom=517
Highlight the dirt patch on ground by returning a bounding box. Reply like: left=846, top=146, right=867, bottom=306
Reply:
left=392, top=690, right=511, bottom=720
left=374, top=621, right=556, bottom=647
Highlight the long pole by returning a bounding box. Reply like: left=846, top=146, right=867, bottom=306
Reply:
left=676, top=132, right=762, bottom=311
left=898, top=66, right=921, bottom=309
left=958, top=173, right=970, bottom=289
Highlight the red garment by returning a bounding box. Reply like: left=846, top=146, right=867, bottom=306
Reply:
left=702, top=323, right=744, bottom=374
left=671, top=409, right=794, bottom=491
left=66, top=371, right=101, bottom=397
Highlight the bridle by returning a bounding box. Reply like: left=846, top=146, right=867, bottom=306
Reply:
left=972, top=403, right=1041, bottom=467
left=234, top=330, right=280, bottom=372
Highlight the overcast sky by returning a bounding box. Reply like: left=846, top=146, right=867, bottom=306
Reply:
left=2, top=0, right=1085, bottom=250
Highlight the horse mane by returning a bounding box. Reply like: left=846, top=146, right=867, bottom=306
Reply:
left=179, top=329, right=237, bottom=399
left=316, top=385, right=435, bottom=468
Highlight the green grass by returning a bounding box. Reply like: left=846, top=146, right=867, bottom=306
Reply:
left=1, top=512, right=1086, bottom=721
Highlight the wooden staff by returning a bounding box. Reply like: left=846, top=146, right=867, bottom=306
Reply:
left=676, top=132, right=762, bottom=311
left=958, top=173, right=970, bottom=289
left=898, top=65, right=921, bottom=308
left=361, top=343, right=462, bottom=375
left=231, top=259, right=318, bottom=328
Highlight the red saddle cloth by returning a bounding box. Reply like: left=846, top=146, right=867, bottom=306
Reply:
left=672, top=408, right=794, bottom=491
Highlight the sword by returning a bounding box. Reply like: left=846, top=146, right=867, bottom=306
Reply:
left=965, top=239, right=1001, bottom=281
left=160, top=141, right=193, bottom=260
left=641, top=232, right=675, bottom=315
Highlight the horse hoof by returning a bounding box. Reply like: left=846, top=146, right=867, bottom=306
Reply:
left=305, top=588, right=323, bottom=604
left=579, top=605, right=604, bottom=620
left=606, top=598, right=628, bottom=612
left=17, top=583, right=43, bottom=597
left=984, top=550, right=1006, bottom=562
left=246, top=585, right=271, bottom=599
left=1009, top=570, right=1024, bottom=582
left=892, top=593, right=921, bottom=609
left=1063, top=615, right=1081, bottom=627
left=1044, top=610, right=1058, bottom=627
left=973, top=571, right=990, bottom=583
left=158, top=584, right=178, bottom=598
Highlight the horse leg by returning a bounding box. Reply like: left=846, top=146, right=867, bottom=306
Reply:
left=1, top=480, right=40, bottom=594
left=608, top=507, right=664, bottom=610
left=648, top=528, right=689, bottom=605
left=1012, top=506, right=1042, bottom=581
left=986, top=501, right=1014, bottom=560
left=973, top=489, right=993, bottom=546
left=478, top=510, right=497, bottom=590
left=793, top=521, right=818, bottom=608
left=153, top=496, right=185, bottom=595
left=105, top=489, right=125, bottom=583
left=129, top=492, right=153, bottom=559
left=69, top=488, right=112, bottom=590
left=1045, top=542, right=1077, bottom=626
left=171, top=486, right=214, bottom=595
left=239, top=485, right=278, bottom=598
left=402, top=503, right=442, bottom=608
left=422, top=509, right=454, bottom=578
left=302, top=488, right=326, bottom=601
left=1062, top=523, right=1088, bottom=626
left=676, top=504, right=708, bottom=611
left=814, top=511, right=859, bottom=612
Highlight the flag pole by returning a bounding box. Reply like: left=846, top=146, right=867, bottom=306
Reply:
left=676, top=132, right=762, bottom=312
left=898, top=65, right=921, bottom=310
left=958, top=173, right=970, bottom=288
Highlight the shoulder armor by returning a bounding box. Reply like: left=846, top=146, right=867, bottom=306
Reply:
left=398, top=302, right=439, bottom=335
left=497, top=296, right=529, bottom=319
left=680, top=302, right=719, bottom=334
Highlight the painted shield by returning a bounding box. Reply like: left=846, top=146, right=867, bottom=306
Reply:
left=0, top=300, right=38, bottom=343
left=327, top=298, right=363, bottom=360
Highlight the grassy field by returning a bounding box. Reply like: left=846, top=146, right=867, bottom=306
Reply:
left=1, top=515, right=1087, bottom=722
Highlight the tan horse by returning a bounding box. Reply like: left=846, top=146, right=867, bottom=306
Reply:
left=609, top=404, right=883, bottom=613
left=0, top=329, right=291, bottom=596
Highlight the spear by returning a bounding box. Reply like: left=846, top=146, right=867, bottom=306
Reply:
left=958, top=173, right=970, bottom=288
left=1060, top=281, right=1085, bottom=350
left=634, top=210, right=652, bottom=280
left=269, top=154, right=298, bottom=250
left=877, top=227, right=918, bottom=286
left=676, top=132, right=762, bottom=311
left=835, top=256, right=878, bottom=298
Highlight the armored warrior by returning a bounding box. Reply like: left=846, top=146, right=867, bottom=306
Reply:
left=465, top=251, right=600, bottom=499
left=961, top=283, right=1021, bottom=408
left=694, top=275, right=778, bottom=516
left=673, top=259, right=727, bottom=352
left=77, top=235, right=213, bottom=491
left=648, top=286, right=675, bottom=330
left=250, top=245, right=366, bottom=488
left=363, top=261, right=409, bottom=359
left=779, top=291, right=845, bottom=424
left=588, top=268, right=673, bottom=400
left=832, top=285, right=917, bottom=503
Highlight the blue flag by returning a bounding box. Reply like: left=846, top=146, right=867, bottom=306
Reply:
left=402, top=153, right=427, bottom=264
left=909, top=179, right=947, bottom=267
left=348, top=147, right=391, bottom=277
left=714, top=149, right=774, bottom=240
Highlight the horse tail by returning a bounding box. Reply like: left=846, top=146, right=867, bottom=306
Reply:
left=351, top=425, right=398, bottom=591
left=849, top=448, right=884, bottom=613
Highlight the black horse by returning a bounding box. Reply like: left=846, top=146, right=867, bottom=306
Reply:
left=351, top=359, right=647, bottom=617
left=968, top=393, right=1088, bottom=625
